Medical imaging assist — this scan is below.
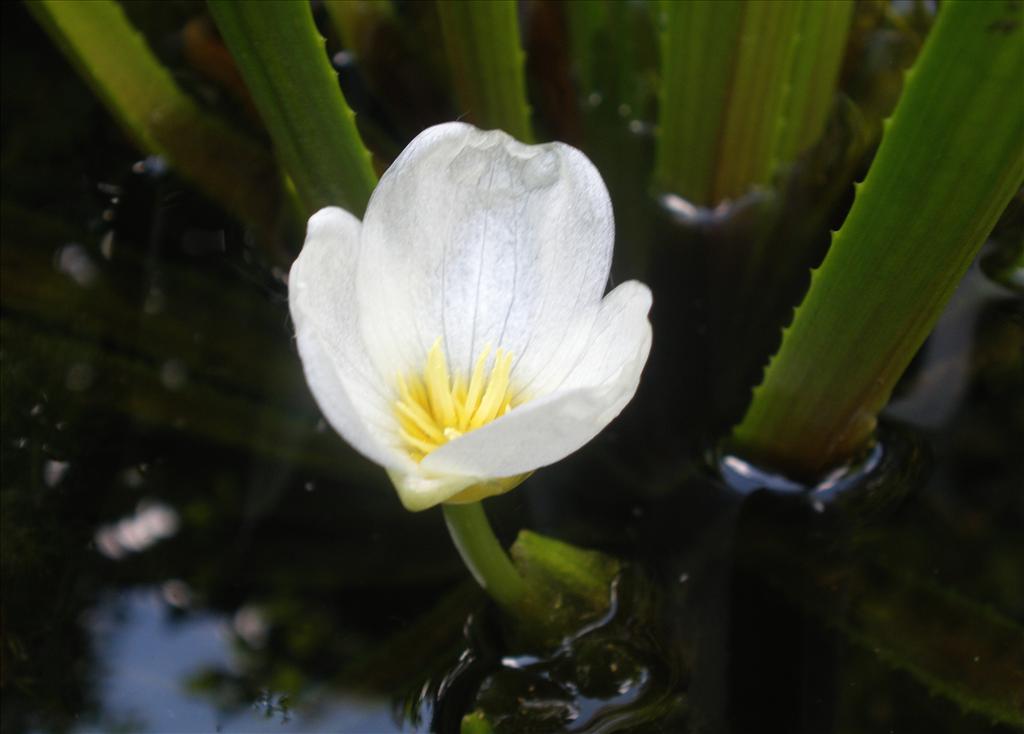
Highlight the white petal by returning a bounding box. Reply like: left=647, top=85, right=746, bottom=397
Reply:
left=357, top=122, right=614, bottom=387
left=549, top=281, right=653, bottom=393
left=385, top=468, right=478, bottom=513
left=420, top=281, right=652, bottom=478
left=289, top=207, right=413, bottom=471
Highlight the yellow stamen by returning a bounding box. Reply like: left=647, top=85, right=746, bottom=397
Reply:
left=406, top=373, right=428, bottom=407
left=395, top=400, right=445, bottom=444
left=399, top=428, right=440, bottom=456
left=471, top=349, right=512, bottom=430
left=394, top=340, right=519, bottom=461
left=425, top=339, right=457, bottom=427
left=460, top=346, right=491, bottom=432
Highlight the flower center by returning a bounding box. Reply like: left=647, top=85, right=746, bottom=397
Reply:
left=395, top=339, right=516, bottom=461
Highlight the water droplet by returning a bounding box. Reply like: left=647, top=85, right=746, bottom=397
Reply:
left=160, top=360, right=188, bottom=390
left=94, top=500, right=179, bottom=560
left=132, top=155, right=168, bottom=176
left=66, top=363, right=95, bottom=392
left=54, top=243, right=99, bottom=287
left=161, top=579, right=192, bottom=608
left=234, top=606, right=268, bottom=647
left=122, top=466, right=144, bottom=488
left=43, top=460, right=70, bottom=487
left=143, top=287, right=165, bottom=315
left=100, top=231, right=115, bottom=259
left=332, top=50, right=355, bottom=68
left=304, top=481, right=315, bottom=492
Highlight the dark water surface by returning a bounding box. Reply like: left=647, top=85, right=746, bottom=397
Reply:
left=3, top=2, right=1023, bottom=733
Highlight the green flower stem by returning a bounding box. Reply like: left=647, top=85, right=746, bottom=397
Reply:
left=443, top=501, right=527, bottom=613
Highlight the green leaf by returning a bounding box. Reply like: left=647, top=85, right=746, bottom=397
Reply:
left=1, top=315, right=375, bottom=483
left=510, top=529, right=621, bottom=645
left=841, top=569, right=1024, bottom=726
left=0, top=203, right=293, bottom=402
left=323, top=0, right=396, bottom=54
left=734, top=0, right=1024, bottom=477
left=0, top=203, right=377, bottom=484
left=739, top=523, right=1024, bottom=725
left=772, top=1, right=858, bottom=168
left=565, top=0, right=610, bottom=101
left=655, top=0, right=853, bottom=205
left=437, top=0, right=533, bottom=142
left=27, top=0, right=283, bottom=235
left=565, top=0, right=659, bottom=120
left=208, top=0, right=377, bottom=216
left=460, top=711, right=495, bottom=734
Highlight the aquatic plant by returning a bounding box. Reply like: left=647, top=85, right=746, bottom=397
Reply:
left=288, top=122, right=651, bottom=614
left=10, top=0, right=1023, bottom=729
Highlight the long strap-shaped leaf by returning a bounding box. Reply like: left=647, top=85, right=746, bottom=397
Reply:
left=28, top=0, right=282, bottom=235
left=655, top=0, right=853, bottom=206
left=734, top=0, right=1024, bottom=478
left=437, top=0, right=533, bottom=142
left=208, top=0, right=377, bottom=216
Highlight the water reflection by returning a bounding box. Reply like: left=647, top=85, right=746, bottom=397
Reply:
left=94, top=501, right=180, bottom=561
left=717, top=440, right=885, bottom=503
left=74, top=590, right=401, bottom=733
left=54, top=244, right=99, bottom=287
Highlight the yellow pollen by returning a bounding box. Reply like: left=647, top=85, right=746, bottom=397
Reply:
left=395, top=339, right=516, bottom=461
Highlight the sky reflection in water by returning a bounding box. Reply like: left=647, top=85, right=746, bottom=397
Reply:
left=75, top=590, right=400, bottom=733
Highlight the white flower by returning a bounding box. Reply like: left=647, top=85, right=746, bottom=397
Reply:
left=288, top=123, right=652, bottom=511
